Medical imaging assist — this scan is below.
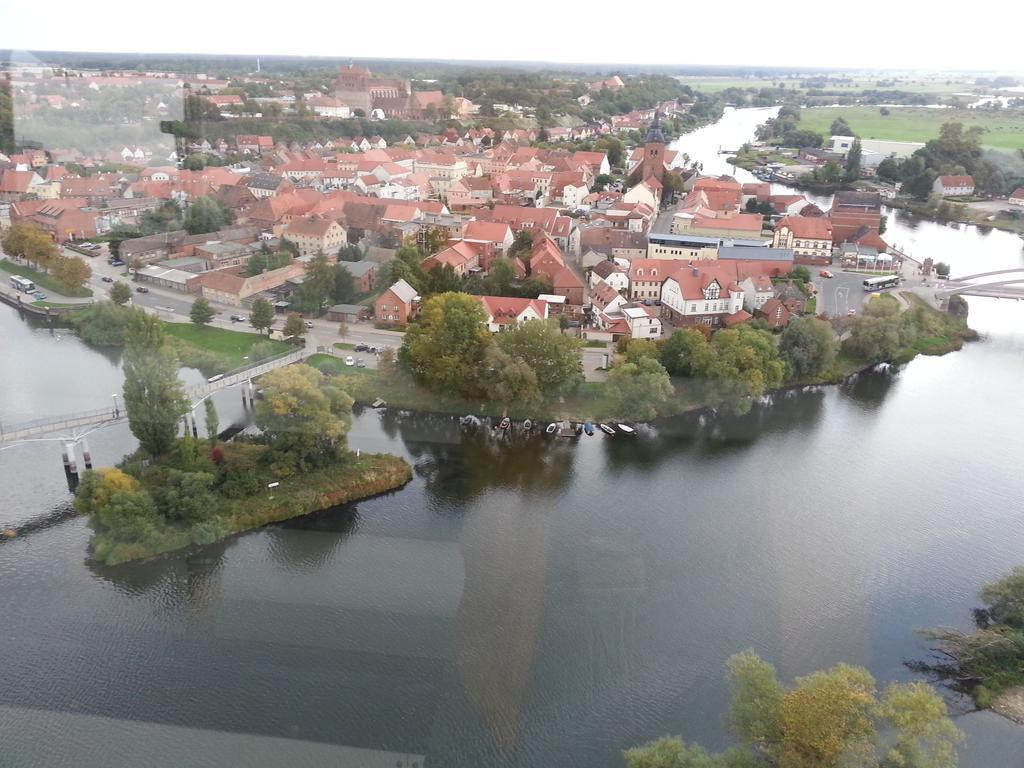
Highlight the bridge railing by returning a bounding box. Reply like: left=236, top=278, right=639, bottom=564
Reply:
left=1, top=406, right=120, bottom=441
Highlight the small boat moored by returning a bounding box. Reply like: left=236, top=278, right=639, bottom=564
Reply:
left=499, top=416, right=511, bottom=431
left=599, top=423, right=616, bottom=435
left=583, top=421, right=595, bottom=436
left=523, top=418, right=533, bottom=431
left=616, top=423, right=636, bottom=435
left=545, top=422, right=559, bottom=435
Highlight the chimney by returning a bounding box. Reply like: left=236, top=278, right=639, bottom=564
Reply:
left=691, top=266, right=699, bottom=277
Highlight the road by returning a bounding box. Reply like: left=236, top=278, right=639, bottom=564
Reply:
left=60, top=248, right=614, bottom=380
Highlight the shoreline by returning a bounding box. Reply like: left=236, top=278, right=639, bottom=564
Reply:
left=87, top=451, right=413, bottom=566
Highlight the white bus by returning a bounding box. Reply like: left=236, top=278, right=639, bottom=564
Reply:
left=9, top=276, right=36, bottom=293
left=863, top=275, right=900, bottom=291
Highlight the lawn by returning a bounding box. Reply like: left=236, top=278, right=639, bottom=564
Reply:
left=675, top=75, right=973, bottom=98
left=798, top=107, right=1024, bottom=152
left=0, top=258, right=94, bottom=298
left=334, top=342, right=356, bottom=350
left=163, top=323, right=291, bottom=370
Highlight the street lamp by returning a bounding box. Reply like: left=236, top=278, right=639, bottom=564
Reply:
left=112, top=393, right=120, bottom=418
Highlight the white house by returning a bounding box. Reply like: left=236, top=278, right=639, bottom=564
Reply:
left=933, top=175, right=975, bottom=197
left=661, top=264, right=747, bottom=328
left=1007, top=188, right=1024, bottom=207
left=477, top=295, right=548, bottom=333
left=739, top=274, right=775, bottom=313
left=621, top=305, right=663, bottom=339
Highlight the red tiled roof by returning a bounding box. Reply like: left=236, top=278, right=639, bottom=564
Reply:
left=776, top=215, right=832, bottom=240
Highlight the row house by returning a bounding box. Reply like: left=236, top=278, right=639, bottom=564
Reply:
left=282, top=215, right=347, bottom=256
left=235, top=135, right=275, bottom=154
left=590, top=258, right=629, bottom=293
left=627, top=259, right=670, bottom=301
left=446, top=176, right=494, bottom=210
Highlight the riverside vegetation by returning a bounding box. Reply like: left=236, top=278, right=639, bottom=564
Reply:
left=314, top=291, right=974, bottom=423
left=75, top=313, right=410, bottom=565
left=625, top=651, right=961, bottom=768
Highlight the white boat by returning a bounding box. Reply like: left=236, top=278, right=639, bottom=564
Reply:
left=545, top=422, right=558, bottom=435
left=616, top=423, right=636, bottom=435
left=523, top=419, right=533, bottom=431
left=599, top=423, right=616, bottom=435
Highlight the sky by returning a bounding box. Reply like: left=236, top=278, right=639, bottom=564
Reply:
left=1, top=0, right=1022, bottom=73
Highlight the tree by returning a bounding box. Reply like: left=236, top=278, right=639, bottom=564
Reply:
left=122, top=312, right=189, bottom=457
left=424, top=263, right=463, bottom=295
left=779, top=318, right=837, bottom=379
left=249, top=298, right=275, bottom=335
left=183, top=195, right=231, bottom=235
left=508, top=230, right=534, bottom=263
left=495, top=319, right=584, bottom=398
left=659, top=328, right=716, bottom=378
left=877, top=682, right=962, bottom=768
left=283, top=312, right=307, bottom=344
left=3, top=222, right=58, bottom=273
left=484, top=345, right=540, bottom=408
left=844, top=138, right=862, bottom=182
left=778, top=664, right=877, bottom=768
left=830, top=117, right=852, bottom=136
left=109, top=281, right=132, bottom=306
left=843, top=296, right=909, bottom=362
left=378, top=346, right=397, bottom=378
left=254, top=364, right=353, bottom=474
left=978, top=566, right=1024, bottom=629
left=52, top=255, right=92, bottom=291
left=399, top=292, right=493, bottom=399
left=203, top=398, right=219, bottom=443
left=292, top=251, right=335, bottom=313
left=727, top=650, right=784, bottom=747
left=189, top=296, right=215, bottom=328
left=338, top=243, right=363, bottom=262
left=605, top=356, right=674, bottom=421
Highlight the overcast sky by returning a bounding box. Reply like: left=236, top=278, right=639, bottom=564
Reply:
left=1, top=0, right=1021, bottom=73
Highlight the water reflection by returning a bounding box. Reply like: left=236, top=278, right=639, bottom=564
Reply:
left=268, top=506, right=359, bottom=572
left=838, top=364, right=899, bottom=409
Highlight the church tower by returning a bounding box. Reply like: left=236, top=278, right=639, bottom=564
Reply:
left=641, top=111, right=666, bottom=182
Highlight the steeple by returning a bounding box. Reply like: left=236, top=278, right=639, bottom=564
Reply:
left=645, top=110, right=665, bottom=145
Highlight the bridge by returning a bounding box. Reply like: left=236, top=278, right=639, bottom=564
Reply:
left=0, top=348, right=311, bottom=445
left=936, top=268, right=1024, bottom=301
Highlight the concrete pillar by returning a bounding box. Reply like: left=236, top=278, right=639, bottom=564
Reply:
left=182, top=414, right=190, bottom=436
left=66, top=442, right=78, bottom=475
left=81, top=438, right=93, bottom=470
left=61, top=443, right=72, bottom=476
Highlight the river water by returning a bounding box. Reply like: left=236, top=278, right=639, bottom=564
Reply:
left=2, top=110, right=1024, bottom=767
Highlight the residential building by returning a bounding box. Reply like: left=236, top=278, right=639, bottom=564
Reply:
left=754, top=297, right=792, bottom=328
left=772, top=216, right=833, bottom=265
left=590, top=258, right=629, bottom=293
left=282, top=216, right=346, bottom=256
left=660, top=262, right=746, bottom=328
left=421, top=240, right=482, bottom=277
left=477, top=295, right=549, bottom=333
left=375, top=279, right=420, bottom=324
left=621, top=305, right=663, bottom=339
left=336, top=260, right=378, bottom=293
left=194, top=263, right=306, bottom=306
left=307, top=95, right=351, bottom=118
left=933, top=175, right=975, bottom=197
left=1009, top=188, right=1024, bottom=207
left=627, top=258, right=671, bottom=301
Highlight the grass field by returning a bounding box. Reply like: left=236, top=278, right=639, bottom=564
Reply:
left=163, top=324, right=291, bottom=369
left=799, top=107, right=1024, bottom=152
left=0, top=259, right=94, bottom=298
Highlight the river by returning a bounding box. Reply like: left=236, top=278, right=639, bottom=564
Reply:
left=2, top=109, right=1024, bottom=767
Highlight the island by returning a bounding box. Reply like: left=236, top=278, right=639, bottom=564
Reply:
left=75, top=313, right=410, bottom=566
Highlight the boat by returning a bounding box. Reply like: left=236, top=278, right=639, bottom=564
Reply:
left=460, top=414, right=480, bottom=428
left=573, top=423, right=583, bottom=436
left=545, top=422, right=558, bottom=435
left=583, top=421, right=595, bottom=436
left=617, top=423, right=636, bottom=435
left=599, top=423, right=616, bottom=435
left=523, top=419, right=533, bottom=431
left=499, top=417, right=511, bottom=431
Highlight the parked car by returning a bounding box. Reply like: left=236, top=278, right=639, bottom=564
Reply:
left=135, top=286, right=149, bottom=293
left=820, top=270, right=834, bottom=278
left=304, top=321, right=314, bottom=329
left=230, top=314, right=246, bottom=322
left=345, top=356, right=355, bottom=367
left=355, top=358, right=367, bottom=368
left=101, top=276, right=114, bottom=283
left=34, top=291, right=46, bottom=300
left=847, top=308, right=857, bottom=316
left=353, top=343, right=369, bottom=352
left=108, top=259, right=125, bottom=267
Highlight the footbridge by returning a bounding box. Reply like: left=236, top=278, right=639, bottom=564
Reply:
left=937, top=268, right=1024, bottom=300
left=0, top=348, right=310, bottom=445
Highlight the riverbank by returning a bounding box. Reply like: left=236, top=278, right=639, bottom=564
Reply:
left=310, top=297, right=974, bottom=423
left=84, top=447, right=412, bottom=566
left=885, top=196, right=1024, bottom=236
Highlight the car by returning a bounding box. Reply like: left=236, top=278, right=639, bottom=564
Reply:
left=230, top=314, right=246, bottom=322
left=135, top=286, right=149, bottom=293
left=820, top=270, right=834, bottom=278
left=108, top=259, right=125, bottom=267
left=353, top=343, right=369, bottom=352
left=847, top=308, right=857, bottom=316
left=34, top=291, right=46, bottom=300
left=355, top=358, right=367, bottom=368
left=101, top=276, right=114, bottom=283
left=344, top=356, right=355, bottom=366
left=305, top=321, right=314, bottom=329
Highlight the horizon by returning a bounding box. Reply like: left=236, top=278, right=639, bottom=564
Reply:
left=1, top=0, right=1022, bottom=73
